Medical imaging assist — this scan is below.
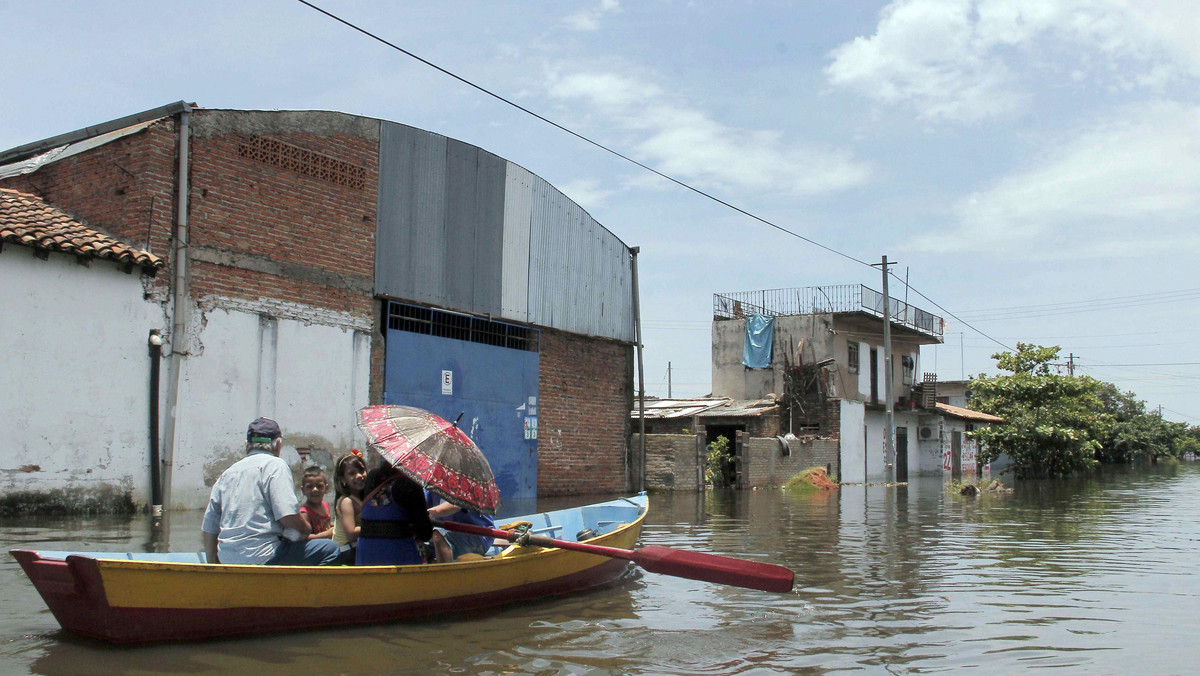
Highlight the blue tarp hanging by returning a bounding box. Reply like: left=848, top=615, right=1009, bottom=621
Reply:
left=742, top=313, right=774, bottom=369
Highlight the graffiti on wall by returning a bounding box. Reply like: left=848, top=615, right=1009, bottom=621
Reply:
left=962, top=438, right=977, bottom=477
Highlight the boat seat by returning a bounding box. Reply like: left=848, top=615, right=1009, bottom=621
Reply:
left=496, top=544, right=544, bottom=558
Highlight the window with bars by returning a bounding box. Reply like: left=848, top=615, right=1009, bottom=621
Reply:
left=847, top=343, right=859, bottom=374
left=387, top=302, right=539, bottom=352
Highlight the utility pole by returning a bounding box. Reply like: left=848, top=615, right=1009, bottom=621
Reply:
left=630, top=247, right=645, bottom=493
left=872, top=255, right=897, bottom=484
left=960, top=332, right=965, bottom=380
left=668, top=361, right=672, bottom=398
left=1067, top=353, right=1075, bottom=376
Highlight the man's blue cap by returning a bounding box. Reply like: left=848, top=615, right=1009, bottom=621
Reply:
left=247, top=417, right=282, bottom=443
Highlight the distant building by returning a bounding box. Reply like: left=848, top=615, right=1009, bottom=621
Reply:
left=0, top=103, right=637, bottom=513
left=932, top=379, right=971, bottom=408
left=631, top=395, right=838, bottom=489
left=704, top=285, right=1001, bottom=484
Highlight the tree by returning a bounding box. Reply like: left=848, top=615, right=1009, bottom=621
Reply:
left=1095, top=381, right=1189, bottom=463
left=970, top=343, right=1112, bottom=478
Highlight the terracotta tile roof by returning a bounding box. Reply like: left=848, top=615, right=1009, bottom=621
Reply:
left=935, top=402, right=1003, bottom=423
left=0, top=188, right=164, bottom=272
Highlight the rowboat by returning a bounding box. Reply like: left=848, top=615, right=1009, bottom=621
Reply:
left=11, top=494, right=649, bottom=644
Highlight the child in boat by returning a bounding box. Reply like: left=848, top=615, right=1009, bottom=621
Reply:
left=427, top=491, right=495, bottom=562
left=332, top=450, right=367, bottom=565
left=356, top=461, right=433, bottom=566
left=299, top=466, right=333, bottom=540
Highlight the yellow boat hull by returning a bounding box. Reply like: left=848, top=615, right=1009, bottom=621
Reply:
left=12, top=494, right=647, bottom=643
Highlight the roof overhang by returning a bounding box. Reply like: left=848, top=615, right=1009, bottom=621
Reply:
left=0, top=101, right=192, bottom=166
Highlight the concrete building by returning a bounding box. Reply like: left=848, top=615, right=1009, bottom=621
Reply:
left=929, top=379, right=971, bottom=408
left=918, top=402, right=1003, bottom=481
left=630, top=396, right=840, bottom=490
left=0, top=103, right=637, bottom=513
left=711, top=284, right=947, bottom=483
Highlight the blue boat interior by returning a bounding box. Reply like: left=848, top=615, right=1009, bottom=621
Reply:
left=27, top=493, right=648, bottom=564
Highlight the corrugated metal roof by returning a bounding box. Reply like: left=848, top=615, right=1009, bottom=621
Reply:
left=0, top=188, right=164, bottom=271
left=633, top=397, right=780, bottom=419
left=0, top=119, right=159, bottom=179
left=376, top=120, right=634, bottom=342
left=935, top=402, right=1003, bottom=423
left=500, top=163, right=533, bottom=322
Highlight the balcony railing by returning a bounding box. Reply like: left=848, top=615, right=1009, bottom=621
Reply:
left=713, top=284, right=943, bottom=337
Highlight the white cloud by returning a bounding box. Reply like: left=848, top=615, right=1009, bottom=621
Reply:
left=911, top=100, right=1200, bottom=257
left=563, top=0, right=622, bottom=32
left=547, top=70, right=872, bottom=196
left=558, top=179, right=615, bottom=210
left=827, top=0, right=1200, bottom=123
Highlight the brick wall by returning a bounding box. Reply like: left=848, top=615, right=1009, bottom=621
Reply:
left=743, top=434, right=842, bottom=487
left=0, top=112, right=381, bottom=322
left=0, top=119, right=178, bottom=297
left=537, top=327, right=633, bottom=496
left=187, top=111, right=378, bottom=321
left=5, top=109, right=636, bottom=498
left=636, top=433, right=702, bottom=491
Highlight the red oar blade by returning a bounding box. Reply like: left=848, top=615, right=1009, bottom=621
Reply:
left=631, top=545, right=794, bottom=593
left=434, top=520, right=795, bottom=593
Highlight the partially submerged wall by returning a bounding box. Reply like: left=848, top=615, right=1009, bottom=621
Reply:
left=0, top=248, right=163, bottom=514
left=741, top=433, right=840, bottom=487
left=637, top=433, right=703, bottom=491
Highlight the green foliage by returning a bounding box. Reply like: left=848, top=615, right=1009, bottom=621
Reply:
left=1175, top=429, right=1200, bottom=458
left=970, top=343, right=1111, bottom=479
left=1095, top=381, right=1191, bottom=463
left=993, top=343, right=1061, bottom=376
left=705, top=436, right=735, bottom=486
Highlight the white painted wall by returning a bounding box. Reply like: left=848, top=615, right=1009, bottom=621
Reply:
left=839, top=399, right=866, bottom=483
left=0, top=249, right=165, bottom=504
left=864, top=409, right=887, bottom=481
left=916, top=415, right=944, bottom=476
left=168, top=303, right=371, bottom=508
left=857, top=341, right=870, bottom=399
left=1, top=246, right=372, bottom=511
left=895, top=411, right=920, bottom=481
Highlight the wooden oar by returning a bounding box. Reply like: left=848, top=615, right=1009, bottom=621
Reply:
left=433, top=519, right=794, bottom=593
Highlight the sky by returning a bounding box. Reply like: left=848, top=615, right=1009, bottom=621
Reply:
left=5, top=0, right=1200, bottom=422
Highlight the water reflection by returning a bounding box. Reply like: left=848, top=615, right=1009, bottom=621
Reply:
left=3, top=466, right=1200, bottom=674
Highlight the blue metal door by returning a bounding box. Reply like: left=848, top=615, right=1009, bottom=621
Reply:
left=383, top=304, right=539, bottom=505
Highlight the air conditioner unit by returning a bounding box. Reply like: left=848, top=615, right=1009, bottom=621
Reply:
left=919, top=426, right=935, bottom=440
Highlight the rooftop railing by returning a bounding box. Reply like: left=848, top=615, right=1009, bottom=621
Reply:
left=713, top=284, right=944, bottom=337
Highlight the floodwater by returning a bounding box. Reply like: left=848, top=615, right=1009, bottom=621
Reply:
left=3, top=464, right=1199, bottom=675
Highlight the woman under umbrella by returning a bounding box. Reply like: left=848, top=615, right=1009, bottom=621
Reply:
left=355, top=460, right=433, bottom=566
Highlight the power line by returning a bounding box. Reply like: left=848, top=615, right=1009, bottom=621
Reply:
left=954, top=287, right=1200, bottom=317
left=1161, top=406, right=1200, bottom=421
left=1077, top=361, right=1200, bottom=367
left=892, top=274, right=1014, bottom=352
left=293, top=0, right=871, bottom=269
left=294, top=0, right=1028, bottom=357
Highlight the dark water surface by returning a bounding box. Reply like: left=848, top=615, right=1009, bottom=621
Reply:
left=3, top=464, right=1198, bottom=675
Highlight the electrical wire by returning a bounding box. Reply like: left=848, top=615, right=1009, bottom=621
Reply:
left=293, top=0, right=1186, bottom=371
left=954, top=287, right=1200, bottom=315
left=293, top=0, right=872, bottom=269
left=890, top=274, right=1014, bottom=352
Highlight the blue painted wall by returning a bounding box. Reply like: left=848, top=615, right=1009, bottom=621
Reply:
left=384, top=330, right=539, bottom=505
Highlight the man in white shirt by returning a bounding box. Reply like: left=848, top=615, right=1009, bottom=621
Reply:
left=201, top=418, right=340, bottom=565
